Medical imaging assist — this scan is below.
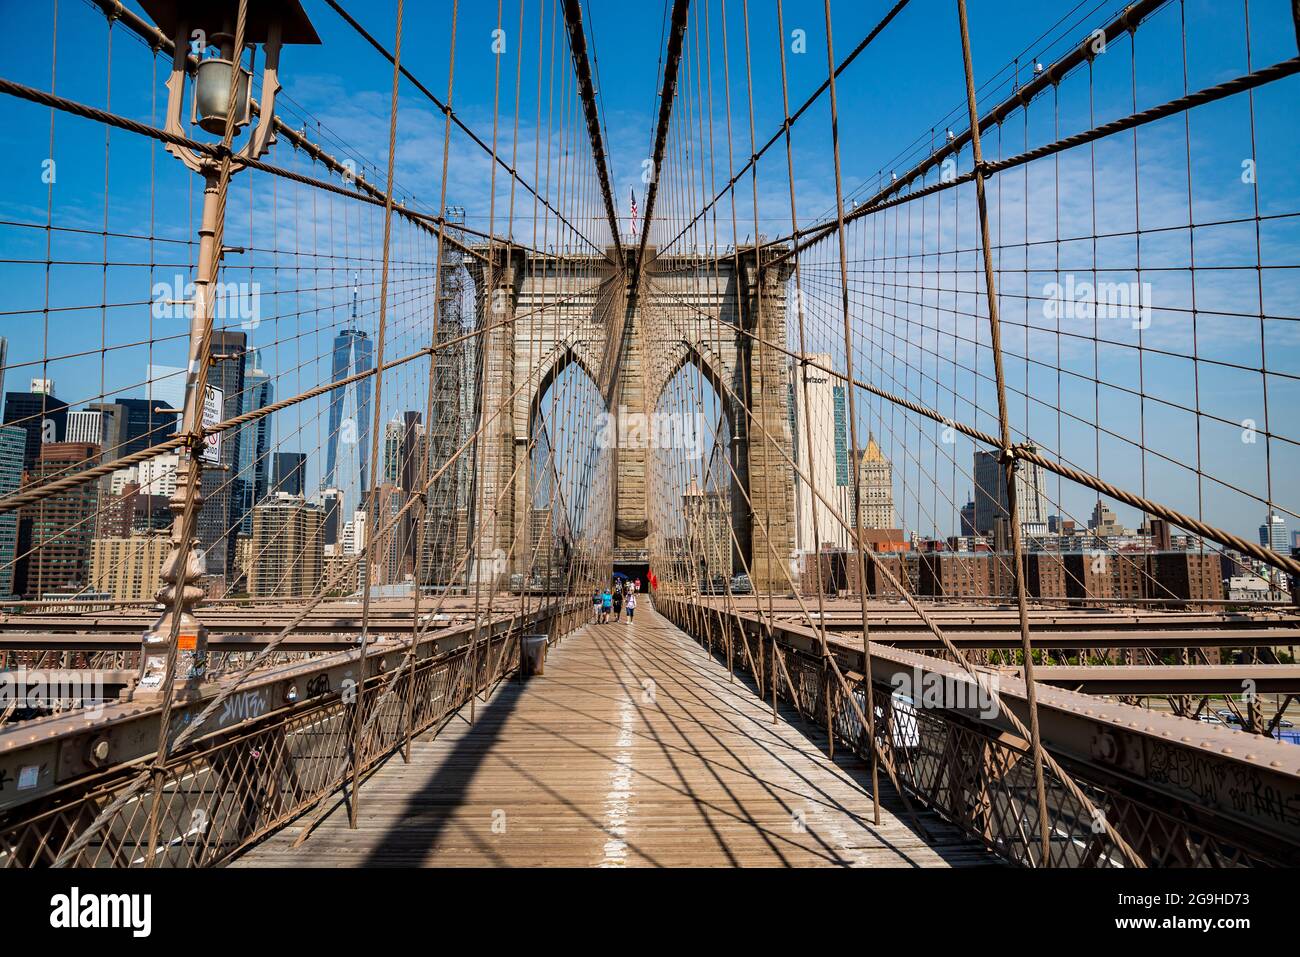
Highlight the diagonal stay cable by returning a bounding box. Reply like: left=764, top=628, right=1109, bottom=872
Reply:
left=48, top=328, right=590, bottom=867
left=323, top=0, right=604, bottom=256
left=657, top=0, right=911, bottom=258
left=0, top=277, right=610, bottom=514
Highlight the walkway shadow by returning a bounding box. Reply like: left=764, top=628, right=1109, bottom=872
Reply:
left=279, top=617, right=995, bottom=869
left=353, top=637, right=666, bottom=868
left=358, top=674, right=529, bottom=867
left=681, top=630, right=1002, bottom=867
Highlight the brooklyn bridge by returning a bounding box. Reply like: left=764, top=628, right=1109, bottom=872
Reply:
left=0, top=0, right=1298, bottom=869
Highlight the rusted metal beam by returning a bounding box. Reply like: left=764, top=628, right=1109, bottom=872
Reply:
left=0, top=597, right=536, bottom=635
left=701, top=599, right=1300, bottom=633
left=0, top=670, right=137, bottom=697
left=0, top=602, right=581, bottom=814
left=718, top=606, right=1300, bottom=857
left=826, top=628, right=1300, bottom=651
left=0, top=633, right=415, bottom=652
left=1018, top=664, right=1300, bottom=695
left=26, top=622, right=1290, bottom=654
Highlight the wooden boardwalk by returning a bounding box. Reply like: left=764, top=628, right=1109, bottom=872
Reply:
left=235, top=606, right=995, bottom=867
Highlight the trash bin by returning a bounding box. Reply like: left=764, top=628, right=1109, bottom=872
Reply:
left=520, top=634, right=548, bottom=678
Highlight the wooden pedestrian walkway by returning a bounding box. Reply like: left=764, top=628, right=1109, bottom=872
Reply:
left=235, top=605, right=995, bottom=867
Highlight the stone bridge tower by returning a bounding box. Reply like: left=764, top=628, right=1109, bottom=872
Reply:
left=640, top=246, right=795, bottom=592
left=467, top=244, right=795, bottom=593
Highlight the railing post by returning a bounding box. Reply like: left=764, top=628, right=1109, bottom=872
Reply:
left=137, top=168, right=221, bottom=703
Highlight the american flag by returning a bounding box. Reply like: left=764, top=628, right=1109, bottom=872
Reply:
left=629, top=188, right=639, bottom=237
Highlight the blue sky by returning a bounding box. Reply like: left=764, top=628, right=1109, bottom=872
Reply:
left=0, top=0, right=1296, bottom=547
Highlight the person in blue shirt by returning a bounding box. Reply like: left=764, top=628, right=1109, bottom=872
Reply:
left=600, top=589, right=613, bottom=623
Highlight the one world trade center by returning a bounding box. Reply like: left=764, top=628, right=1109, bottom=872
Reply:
left=325, top=278, right=374, bottom=508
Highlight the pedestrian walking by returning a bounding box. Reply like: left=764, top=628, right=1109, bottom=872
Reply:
left=600, top=588, right=613, bottom=623
left=625, top=590, right=637, bottom=623
left=612, top=583, right=624, bottom=622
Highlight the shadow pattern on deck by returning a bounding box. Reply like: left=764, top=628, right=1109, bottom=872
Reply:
left=235, top=606, right=996, bottom=867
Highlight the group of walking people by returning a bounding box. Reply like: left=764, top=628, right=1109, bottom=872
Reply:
left=593, top=577, right=640, bottom=624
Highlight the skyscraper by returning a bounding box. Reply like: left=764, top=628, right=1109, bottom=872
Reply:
left=235, top=349, right=273, bottom=534
left=4, top=389, right=69, bottom=469
left=382, top=418, right=405, bottom=486
left=320, top=486, right=343, bottom=547
left=87, top=397, right=178, bottom=459
left=196, top=331, right=246, bottom=586
left=368, top=483, right=408, bottom=585
left=973, top=445, right=1048, bottom=535
left=147, top=364, right=187, bottom=419
left=960, top=497, right=977, bottom=537
left=248, top=493, right=324, bottom=598
left=383, top=412, right=425, bottom=574
left=1260, top=512, right=1289, bottom=553
left=90, top=534, right=169, bottom=602
left=66, top=410, right=107, bottom=447
left=855, top=434, right=897, bottom=530
left=790, top=354, right=852, bottom=552
left=343, top=508, right=366, bottom=556
left=833, top=384, right=849, bottom=487
left=325, top=278, right=374, bottom=516
left=0, top=425, right=25, bottom=598
left=272, top=452, right=307, bottom=497
left=97, top=481, right=170, bottom=538
left=1088, top=501, right=1126, bottom=537
left=18, top=442, right=101, bottom=598
left=86, top=403, right=127, bottom=460
left=137, top=453, right=179, bottom=498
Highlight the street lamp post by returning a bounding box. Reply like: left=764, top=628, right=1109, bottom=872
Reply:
left=135, top=0, right=318, bottom=701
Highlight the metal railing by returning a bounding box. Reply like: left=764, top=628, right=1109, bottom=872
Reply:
left=0, top=604, right=586, bottom=867
left=660, top=596, right=1292, bottom=868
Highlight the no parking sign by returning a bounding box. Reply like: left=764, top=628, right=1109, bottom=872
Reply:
left=200, top=384, right=223, bottom=465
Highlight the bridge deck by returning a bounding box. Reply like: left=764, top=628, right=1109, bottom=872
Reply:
left=236, top=606, right=995, bottom=867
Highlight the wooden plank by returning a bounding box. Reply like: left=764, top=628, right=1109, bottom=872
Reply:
left=234, top=606, right=995, bottom=868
